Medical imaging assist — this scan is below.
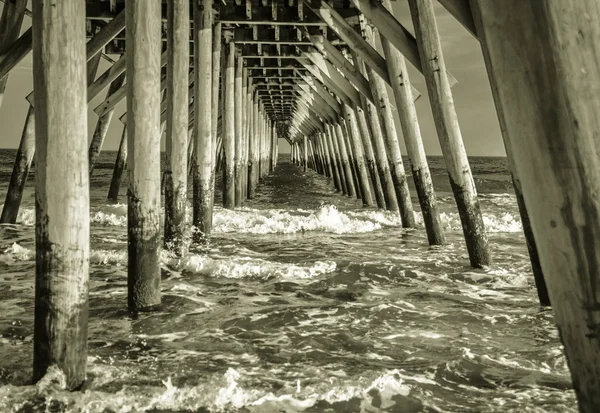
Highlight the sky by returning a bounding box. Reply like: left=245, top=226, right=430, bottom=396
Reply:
left=0, top=1, right=505, bottom=156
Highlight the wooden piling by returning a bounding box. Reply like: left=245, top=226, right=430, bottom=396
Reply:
left=246, top=83, right=254, bottom=196
left=108, top=126, right=127, bottom=202
left=355, top=57, right=398, bottom=212
left=379, top=0, right=445, bottom=243
left=327, top=123, right=348, bottom=194
left=341, top=119, right=362, bottom=200
left=343, top=103, right=373, bottom=206
left=31, top=0, right=89, bottom=389
left=164, top=0, right=190, bottom=253
left=303, top=135, right=308, bottom=172
left=0, top=106, right=34, bottom=224
left=242, top=67, right=249, bottom=199
left=471, top=0, right=600, bottom=408
left=355, top=103, right=386, bottom=209
left=248, top=96, right=259, bottom=198
left=234, top=53, right=244, bottom=206
left=334, top=122, right=356, bottom=197
left=363, top=24, right=414, bottom=227
left=408, top=0, right=490, bottom=266
left=193, top=0, right=214, bottom=237
left=88, top=73, right=126, bottom=176
left=223, top=41, right=236, bottom=208
left=210, top=21, right=222, bottom=210
left=126, top=0, right=162, bottom=310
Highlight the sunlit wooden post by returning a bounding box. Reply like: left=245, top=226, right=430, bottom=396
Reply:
left=408, top=0, right=490, bottom=267
left=193, top=0, right=214, bottom=237
left=31, top=0, right=89, bottom=389
left=471, top=0, right=600, bottom=407
left=248, top=95, right=259, bottom=198
left=355, top=103, right=385, bottom=209
left=242, top=67, right=249, bottom=199
left=164, top=0, right=189, bottom=253
left=362, top=24, right=414, bottom=227
left=379, top=0, right=445, bottom=243
left=353, top=53, right=398, bottom=212
left=223, top=40, right=236, bottom=208
left=210, top=21, right=222, bottom=209
left=126, top=0, right=162, bottom=310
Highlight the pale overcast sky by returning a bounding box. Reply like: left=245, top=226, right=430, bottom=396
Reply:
left=0, top=1, right=505, bottom=156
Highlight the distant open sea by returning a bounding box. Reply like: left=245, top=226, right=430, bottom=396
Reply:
left=0, top=150, right=574, bottom=412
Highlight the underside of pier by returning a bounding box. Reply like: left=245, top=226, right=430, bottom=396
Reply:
left=1, top=0, right=600, bottom=411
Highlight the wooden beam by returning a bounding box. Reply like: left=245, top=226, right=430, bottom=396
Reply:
left=350, top=0, right=457, bottom=86
left=304, top=0, right=391, bottom=85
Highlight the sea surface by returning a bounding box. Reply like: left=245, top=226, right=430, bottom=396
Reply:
left=0, top=150, right=575, bottom=412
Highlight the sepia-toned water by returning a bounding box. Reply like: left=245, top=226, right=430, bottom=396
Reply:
left=0, top=150, right=575, bottom=412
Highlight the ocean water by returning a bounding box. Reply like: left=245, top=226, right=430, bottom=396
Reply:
left=0, top=150, right=575, bottom=412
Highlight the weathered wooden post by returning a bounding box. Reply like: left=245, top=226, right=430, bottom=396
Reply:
left=334, top=122, right=356, bottom=197
left=271, top=122, right=277, bottom=172
left=353, top=53, right=398, bottom=212
left=210, top=21, right=222, bottom=210
left=0, top=0, right=27, bottom=109
left=31, top=0, right=89, bottom=389
left=193, top=0, right=214, bottom=238
left=242, top=67, right=249, bottom=199
left=223, top=40, right=235, bottom=208
left=379, top=0, right=444, bottom=243
left=245, top=82, right=253, bottom=195
left=327, top=122, right=348, bottom=194
left=408, top=0, right=490, bottom=266
left=303, top=135, right=308, bottom=172
left=343, top=103, right=373, bottom=206
left=324, top=126, right=342, bottom=192
left=126, top=0, right=162, bottom=310
left=164, top=0, right=189, bottom=253
left=234, top=52, right=244, bottom=206
left=248, top=95, right=259, bottom=197
left=341, top=120, right=362, bottom=199
left=108, top=126, right=127, bottom=202
left=0, top=105, right=35, bottom=223
left=355, top=103, right=386, bottom=209
left=471, top=0, right=600, bottom=408
left=88, top=73, right=126, bottom=175
left=315, top=135, right=329, bottom=177
left=362, top=24, right=414, bottom=227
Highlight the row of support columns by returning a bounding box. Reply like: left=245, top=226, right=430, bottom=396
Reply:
left=0, top=0, right=280, bottom=391
left=3, top=0, right=600, bottom=408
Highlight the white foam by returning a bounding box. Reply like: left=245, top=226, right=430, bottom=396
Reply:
left=213, top=205, right=381, bottom=234
left=1, top=243, right=33, bottom=261
left=179, top=254, right=336, bottom=280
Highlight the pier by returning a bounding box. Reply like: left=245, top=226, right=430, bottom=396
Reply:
left=0, top=0, right=599, bottom=411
